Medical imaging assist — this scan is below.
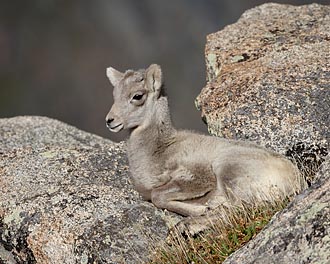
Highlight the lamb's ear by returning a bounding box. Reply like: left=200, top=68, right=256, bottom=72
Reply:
left=146, top=64, right=163, bottom=96
left=106, top=67, right=124, bottom=87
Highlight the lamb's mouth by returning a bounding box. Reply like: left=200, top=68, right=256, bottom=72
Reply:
left=108, top=123, right=124, bottom=132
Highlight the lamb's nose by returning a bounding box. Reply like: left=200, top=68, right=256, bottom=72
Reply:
left=106, top=118, right=114, bottom=127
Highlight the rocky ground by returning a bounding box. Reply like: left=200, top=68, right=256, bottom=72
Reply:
left=1, top=3, right=329, bottom=264
left=0, top=116, right=181, bottom=264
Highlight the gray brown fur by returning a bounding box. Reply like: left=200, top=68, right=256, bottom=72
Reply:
left=105, top=64, right=305, bottom=217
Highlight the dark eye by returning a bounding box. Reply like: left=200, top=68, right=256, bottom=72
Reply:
left=132, top=93, right=144, bottom=101
left=130, top=92, right=146, bottom=106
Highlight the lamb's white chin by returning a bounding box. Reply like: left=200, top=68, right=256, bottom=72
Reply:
left=109, top=123, right=124, bottom=133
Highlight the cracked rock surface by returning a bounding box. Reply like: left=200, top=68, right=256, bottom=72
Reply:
left=0, top=116, right=180, bottom=264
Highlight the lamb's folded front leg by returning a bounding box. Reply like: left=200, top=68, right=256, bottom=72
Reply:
left=150, top=165, right=217, bottom=216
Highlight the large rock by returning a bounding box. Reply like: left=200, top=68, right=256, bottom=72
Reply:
left=196, top=3, right=330, bottom=263
left=224, top=156, right=329, bottom=264
left=196, top=3, right=329, bottom=155
left=0, top=116, right=180, bottom=264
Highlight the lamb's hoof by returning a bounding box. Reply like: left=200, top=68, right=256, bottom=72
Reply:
left=171, top=217, right=210, bottom=238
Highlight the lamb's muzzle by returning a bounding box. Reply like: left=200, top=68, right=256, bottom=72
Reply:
left=105, top=116, right=123, bottom=132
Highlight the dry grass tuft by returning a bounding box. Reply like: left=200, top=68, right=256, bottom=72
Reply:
left=149, top=199, right=290, bottom=264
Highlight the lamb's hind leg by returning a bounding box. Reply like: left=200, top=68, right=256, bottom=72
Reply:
left=151, top=166, right=216, bottom=216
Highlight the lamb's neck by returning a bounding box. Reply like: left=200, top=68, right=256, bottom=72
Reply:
left=128, top=97, right=176, bottom=156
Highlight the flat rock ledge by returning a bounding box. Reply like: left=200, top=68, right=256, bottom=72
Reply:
left=0, top=116, right=181, bottom=264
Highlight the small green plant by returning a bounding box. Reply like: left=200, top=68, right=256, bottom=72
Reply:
left=149, top=200, right=289, bottom=264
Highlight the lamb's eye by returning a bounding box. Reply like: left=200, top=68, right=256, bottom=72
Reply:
left=132, top=94, right=143, bottom=101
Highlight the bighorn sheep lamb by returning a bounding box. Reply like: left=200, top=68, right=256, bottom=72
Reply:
left=105, top=64, right=304, bottom=217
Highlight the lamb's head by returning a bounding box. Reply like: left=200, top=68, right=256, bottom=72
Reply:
left=105, top=64, right=164, bottom=132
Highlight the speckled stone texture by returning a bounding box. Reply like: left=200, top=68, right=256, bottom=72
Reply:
left=0, top=116, right=180, bottom=264
left=196, top=3, right=329, bottom=155
left=224, top=155, right=329, bottom=264
left=196, top=3, right=330, bottom=263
